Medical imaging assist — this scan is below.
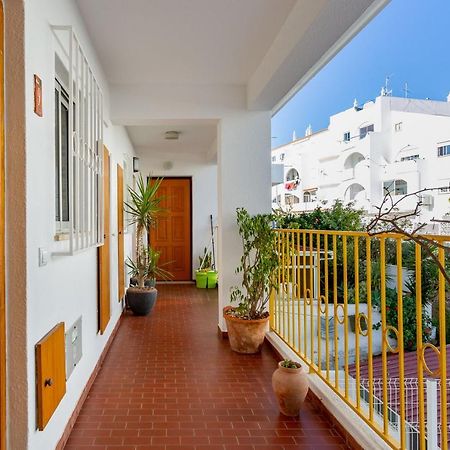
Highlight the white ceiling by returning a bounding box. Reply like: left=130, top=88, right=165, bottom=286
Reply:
left=76, top=0, right=296, bottom=85
left=126, top=120, right=217, bottom=156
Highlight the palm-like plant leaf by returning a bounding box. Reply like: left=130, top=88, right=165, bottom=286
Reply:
left=124, top=175, right=165, bottom=229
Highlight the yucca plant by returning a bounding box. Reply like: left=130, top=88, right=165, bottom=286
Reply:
left=124, top=175, right=164, bottom=288
left=126, top=247, right=173, bottom=283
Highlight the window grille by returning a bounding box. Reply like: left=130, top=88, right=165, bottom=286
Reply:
left=52, top=26, right=104, bottom=255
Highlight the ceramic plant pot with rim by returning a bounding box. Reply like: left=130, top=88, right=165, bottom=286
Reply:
left=272, top=361, right=309, bottom=416
left=223, top=306, right=269, bottom=354
left=126, top=287, right=158, bottom=316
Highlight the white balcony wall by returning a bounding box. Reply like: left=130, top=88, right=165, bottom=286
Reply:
left=16, top=1, right=136, bottom=449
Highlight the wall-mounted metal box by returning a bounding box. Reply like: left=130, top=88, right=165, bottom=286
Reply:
left=65, top=316, right=82, bottom=379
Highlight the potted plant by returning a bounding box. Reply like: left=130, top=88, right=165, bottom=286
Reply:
left=195, top=247, right=211, bottom=289
left=128, top=247, right=173, bottom=288
left=272, top=359, right=309, bottom=416
left=224, top=208, right=278, bottom=353
left=195, top=247, right=218, bottom=289
left=124, top=175, right=164, bottom=316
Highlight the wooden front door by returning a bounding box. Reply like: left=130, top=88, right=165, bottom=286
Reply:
left=117, top=164, right=125, bottom=301
left=0, top=2, right=5, bottom=448
left=98, top=147, right=110, bottom=333
left=150, top=178, right=192, bottom=281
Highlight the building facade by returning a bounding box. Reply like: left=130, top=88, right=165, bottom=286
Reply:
left=272, top=94, right=450, bottom=230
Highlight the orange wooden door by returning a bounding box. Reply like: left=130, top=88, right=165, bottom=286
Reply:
left=0, top=2, right=5, bottom=448
left=35, top=323, right=66, bottom=430
left=98, top=147, right=110, bottom=333
left=150, top=178, right=191, bottom=281
left=117, top=164, right=125, bottom=300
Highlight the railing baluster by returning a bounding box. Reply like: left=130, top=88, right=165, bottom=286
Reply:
left=325, top=234, right=330, bottom=382
left=354, top=236, right=360, bottom=410
left=297, top=231, right=301, bottom=354
left=366, top=237, right=374, bottom=422
left=317, top=231, right=322, bottom=372
left=380, top=237, right=389, bottom=436
left=415, top=243, right=425, bottom=450
left=291, top=230, right=295, bottom=349
left=333, top=234, right=339, bottom=389
left=438, top=244, right=447, bottom=449
left=343, top=235, right=349, bottom=399
left=309, top=231, right=314, bottom=366
left=303, top=232, right=307, bottom=359
left=397, top=238, right=406, bottom=449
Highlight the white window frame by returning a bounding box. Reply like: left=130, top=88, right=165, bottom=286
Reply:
left=383, top=179, right=407, bottom=196
left=437, top=144, right=450, bottom=157
left=52, top=26, right=104, bottom=255
left=394, top=122, right=403, bottom=132
left=55, top=79, right=71, bottom=233
left=359, top=124, right=374, bottom=139
left=303, top=189, right=317, bottom=203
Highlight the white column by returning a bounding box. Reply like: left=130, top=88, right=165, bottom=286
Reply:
left=217, top=111, right=272, bottom=330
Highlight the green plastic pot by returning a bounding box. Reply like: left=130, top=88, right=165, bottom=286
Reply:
left=207, top=270, right=218, bottom=289
left=195, top=271, right=208, bottom=288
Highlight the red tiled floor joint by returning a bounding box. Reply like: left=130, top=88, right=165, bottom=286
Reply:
left=65, top=285, right=349, bottom=449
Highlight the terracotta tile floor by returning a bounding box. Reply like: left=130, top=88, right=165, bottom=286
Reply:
left=65, top=284, right=348, bottom=450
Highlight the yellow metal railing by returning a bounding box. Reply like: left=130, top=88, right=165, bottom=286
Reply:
left=270, top=229, right=449, bottom=450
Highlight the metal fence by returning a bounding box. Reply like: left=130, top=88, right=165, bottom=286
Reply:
left=270, top=229, right=449, bottom=449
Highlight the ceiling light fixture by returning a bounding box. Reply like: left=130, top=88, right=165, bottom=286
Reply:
left=164, top=130, right=181, bottom=140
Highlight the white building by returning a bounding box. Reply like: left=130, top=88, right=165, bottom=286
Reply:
left=272, top=94, right=450, bottom=228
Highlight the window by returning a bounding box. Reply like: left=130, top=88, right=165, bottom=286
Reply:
left=53, top=29, right=104, bottom=254
left=271, top=155, right=276, bottom=162
left=343, top=131, right=351, bottom=142
left=359, top=124, right=374, bottom=139
left=286, top=168, right=299, bottom=182
left=394, top=122, right=403, bottom=132
left=55, top=80, right=70, bottom=227
left=383, top=179, right=407, bottom=196
left=280, top=153, right=285, bottom=162
left=400, top=154, right=419, bottom=161
left=285, top=194, right=300, bottom=205
left=303, top=189, right=317, bottom=203
left=438, top=144, right=450, bottom=157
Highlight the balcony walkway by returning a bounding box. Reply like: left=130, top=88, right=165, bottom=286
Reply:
left=65, top=285, right=349, bottom=450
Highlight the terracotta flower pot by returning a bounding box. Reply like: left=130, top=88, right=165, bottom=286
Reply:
left=223, top=306, right=269, bottom=354
left=272, top=361, right=309, bottom=416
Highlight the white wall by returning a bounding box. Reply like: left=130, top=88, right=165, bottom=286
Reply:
left=217, top=112, right=272, bottom=330
left=23, top=1, right=135, bottom=449
left=138, top=152, right=218, bottom=278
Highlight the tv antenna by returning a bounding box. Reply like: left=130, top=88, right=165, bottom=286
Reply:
left=381, top=75, right=393, bottom=97
left=403, top=82, right=410, bottom=98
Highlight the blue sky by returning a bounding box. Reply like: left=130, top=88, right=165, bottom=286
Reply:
left=271, top=0, right=450, bottom=148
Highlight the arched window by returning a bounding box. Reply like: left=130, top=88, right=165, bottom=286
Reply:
left=303, top=190, right=317, bottom=203
left=344, top=152, right=365, bottom=170
left=286, top=168, right=299, bottom=182
left=383, top=179, right=407, bottom=196
left=344, top=183, right=366, bottom=201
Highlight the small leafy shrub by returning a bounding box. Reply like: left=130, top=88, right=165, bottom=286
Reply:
left=198, top=247, right=212, bottom=271
left=281, top=359, right=300, bottom=369
left=274, top=200, right=365, bottom=232
left=230, top=208, right=278, bottom=319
